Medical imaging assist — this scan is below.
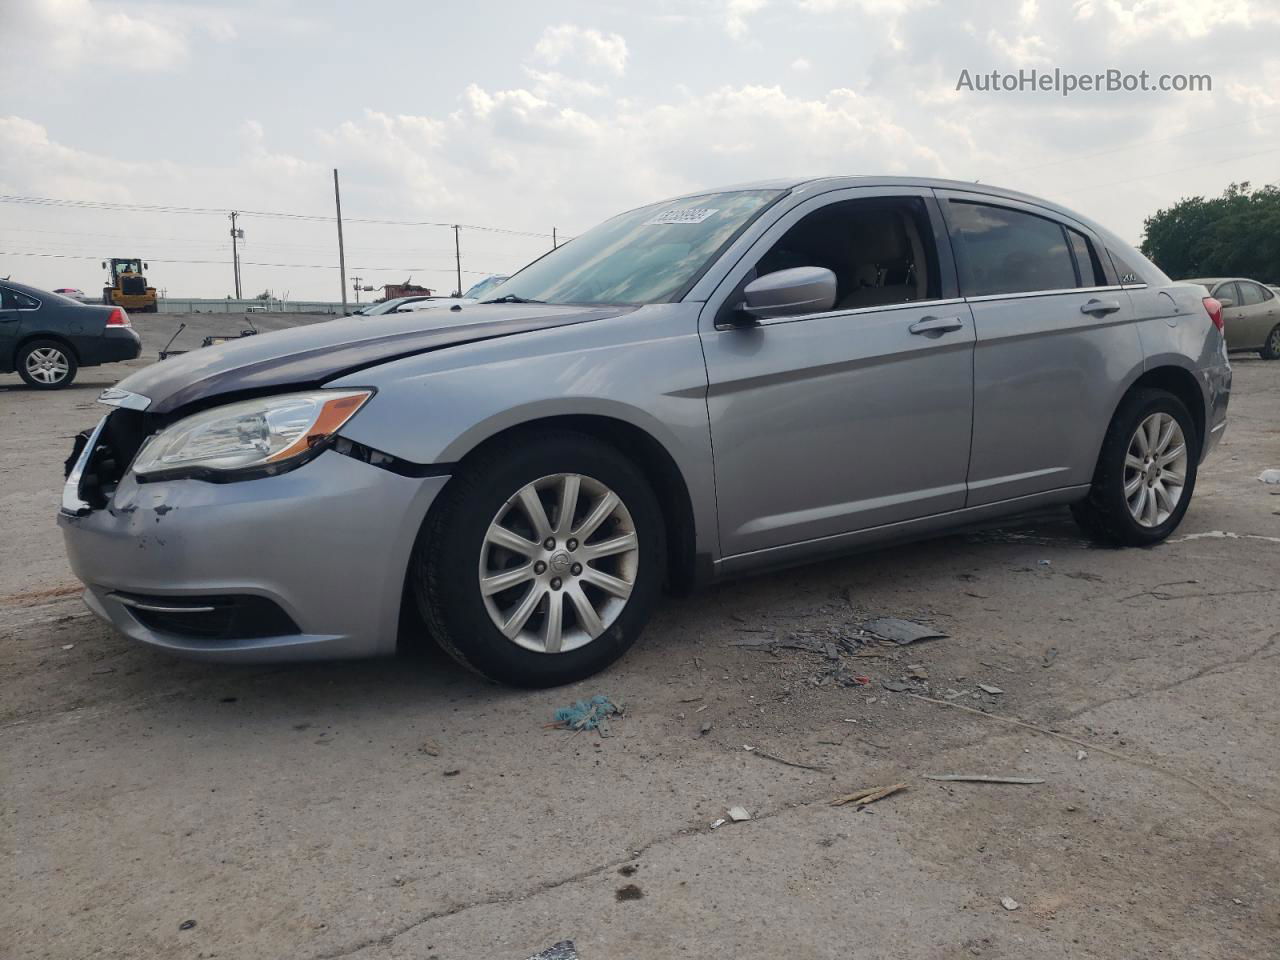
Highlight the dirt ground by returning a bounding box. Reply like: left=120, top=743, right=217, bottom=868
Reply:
left=2, top=314, right=1278, bottom=960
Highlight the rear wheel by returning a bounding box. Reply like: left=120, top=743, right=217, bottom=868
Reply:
left=1261, top=324, right=1280, bottom=360
left=414, top=430, right=665, bottom=687
left=16, top=340, right=78, bottom=389
left=1071, top=388, right=1198, bottom=546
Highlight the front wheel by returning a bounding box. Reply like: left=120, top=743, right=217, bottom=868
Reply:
left=1071, top=388, right=1198, bottom=546
left=414, top=430, right=665, bottom=687
left=1261, top=324, right=1280, bottom=360
left=17, top=340, right=78, bottom=389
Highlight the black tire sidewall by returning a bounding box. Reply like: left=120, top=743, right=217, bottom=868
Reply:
left=419, top=432, right=665, bottom=688
left=17, top=340, right=78, bottom=390
left=1095, top=390, right=1198, bottom=545
left=1262, top=324, right=1280, bottom=360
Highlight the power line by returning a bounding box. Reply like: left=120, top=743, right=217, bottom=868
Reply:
left=0, top=194, right=559, bottom=237
left=0, top=250, right=499, bottom=274
left=1057, top=144, right=1280, bottom=198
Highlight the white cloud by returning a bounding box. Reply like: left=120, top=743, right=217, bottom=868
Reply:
left=791, top=57, right=812, bottom=71
left=533, top=24, right=629, bottom=76
left=4, top=0, right=234, bottom=73
left=725, top=0, right=768, bottom=39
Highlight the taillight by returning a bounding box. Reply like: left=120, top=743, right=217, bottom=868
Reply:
left=1203, top=297, right=1224, bottom=332
left=106, top=307, right=129, bottom=327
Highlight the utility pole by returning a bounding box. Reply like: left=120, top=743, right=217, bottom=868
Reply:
left=452, top=225, right=461, bottom=297
left=351, top=276, right=363, bottom=304
left=334, top=169, right=348, bottom=315
left=552, top=227, right=558, bottom=249
left=229, top=211, right=242, bottom=299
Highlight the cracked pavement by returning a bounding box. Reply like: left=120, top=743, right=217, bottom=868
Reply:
left=2, top=320, right=1278, bottom=959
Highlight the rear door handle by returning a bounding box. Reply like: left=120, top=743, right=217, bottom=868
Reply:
left=1080, top=298, right=1121, bottom=315
left=908, top=315, right=964, bottom=336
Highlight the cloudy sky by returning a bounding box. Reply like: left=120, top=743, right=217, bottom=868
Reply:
left=2, top=0, right=1278, bottom=300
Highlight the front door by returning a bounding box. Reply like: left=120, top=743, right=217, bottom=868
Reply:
left=700, top=189, right=975, bottom=559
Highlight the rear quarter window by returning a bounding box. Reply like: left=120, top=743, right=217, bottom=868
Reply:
left=947, top=201, right=1078, bottom=297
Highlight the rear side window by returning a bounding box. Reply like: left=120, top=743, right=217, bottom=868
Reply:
left=1238, top=281, right=1265, bottom=306
left=1214, top=281, right=1240, bottom=304
left=1108, top=249, right=1144, bottom=285
left=947, top=201, right=1077, bottom=297
left=13, top=291, right=40, bottom=309
left=1067, top=229, right=1106, bottom=286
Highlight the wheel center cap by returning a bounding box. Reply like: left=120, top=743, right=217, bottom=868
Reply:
left=549, top=552, right=572, bottom=574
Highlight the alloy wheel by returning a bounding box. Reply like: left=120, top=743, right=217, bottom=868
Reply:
left=25, top=347, right=70, bottom=385
left=479, top=473, right=639, bottom=654
left=1124, top=412, right=1187, bottom=528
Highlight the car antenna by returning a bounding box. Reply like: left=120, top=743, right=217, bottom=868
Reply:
left=160, top=323, right=186, bottom=359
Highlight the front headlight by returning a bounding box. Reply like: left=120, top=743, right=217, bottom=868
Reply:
left=132, top=390, right=372, bottom=481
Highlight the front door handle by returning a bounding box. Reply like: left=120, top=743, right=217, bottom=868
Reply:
left=1080, top=298, right=1121, bottom=315
left=908, top=315, right=964, bottom=336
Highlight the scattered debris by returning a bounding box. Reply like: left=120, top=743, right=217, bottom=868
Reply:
left=179, top=920, right=197, bottom=931
left=91, top=665, right=115, bottom=675
left=977, top=683, right=1004, bottom=695
left=1000, top=897, right=1020, bottom=911
left=1260, top=469, right=1280, bottom=484
left=728, top=806, right=752, bottom=822
left=418, top=738, right=441, bottom=757
left=1038, top=559, right=1051, bottom=566
left=831, top=782, right=907, bottom=808
left=924, top=775, right=1045, bottom=784
left=699, top=720, right=713, bottom=736
left=882, top=679, right=910, bottom=692
left=618, top=864, right=638, bottom=877
left=907, top=664, right=928, bottom=680
left=1076, top=750, right=1088, bottom=761
left=861, top=617, right=948, bottom=645
left=1041, top=647, right=1058, bottom=668
left=615, top=883, right=643, bottom=901
left=710, top=818, right=726, bottom=829
left=442, top=769, right=461, bottom=777
left=60, top=643, right=74, bottom=650
left=549, top=695, right=623, bottom=734
left=743, top=745, right=826, bottom=772
left=524, top=941, right=580, bottom=960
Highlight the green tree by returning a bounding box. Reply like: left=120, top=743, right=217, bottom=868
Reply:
left=1141, top=182, right=1280, bottom=282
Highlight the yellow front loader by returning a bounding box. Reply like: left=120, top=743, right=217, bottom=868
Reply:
left=102, top=258, right=157, bottom=313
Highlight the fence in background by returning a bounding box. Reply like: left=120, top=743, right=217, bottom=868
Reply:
left=157, top=298, right=346, bottom=315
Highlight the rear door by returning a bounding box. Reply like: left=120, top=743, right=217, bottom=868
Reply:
left=699, top=187, right=975, bottom=559
left=935, top=190, right=1143, bottom=506
left=0, top=287, right=19, bottom=368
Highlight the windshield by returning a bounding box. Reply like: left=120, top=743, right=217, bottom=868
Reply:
left=488, top=190, right=781, bottom=306
left=463, top=275, right=508, bottom=300
left=113, top=260, right=142, bottom=276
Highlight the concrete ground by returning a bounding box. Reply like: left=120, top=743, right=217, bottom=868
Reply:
left=2, top=314, right=1278, bottom=960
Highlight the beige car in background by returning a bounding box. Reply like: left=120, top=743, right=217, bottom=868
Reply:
left=1188, top=277, right=1280, bottom=358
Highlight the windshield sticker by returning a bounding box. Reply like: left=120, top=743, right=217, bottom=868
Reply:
left=645, top=207, right=719, bottom=225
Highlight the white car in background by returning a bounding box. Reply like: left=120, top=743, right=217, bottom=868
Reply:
left=398, top=276, right=510, bottom=313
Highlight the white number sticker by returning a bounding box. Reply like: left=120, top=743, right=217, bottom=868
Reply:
left=644, top=207, right=719, bottom=225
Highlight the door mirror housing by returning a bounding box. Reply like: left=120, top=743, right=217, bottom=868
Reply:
left=739, top=267, right=837, bottom=321
left=1217, top=297, right=1235, bottom=308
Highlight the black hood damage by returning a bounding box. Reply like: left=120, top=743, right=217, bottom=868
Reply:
left=113, top=303, right=634, bottom=415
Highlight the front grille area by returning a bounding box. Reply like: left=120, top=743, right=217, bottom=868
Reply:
left=110, top=591, right=301, bottom=640
left=78, top=409, right=155, bottom=508
left=121, top=277, right=147, bottom=295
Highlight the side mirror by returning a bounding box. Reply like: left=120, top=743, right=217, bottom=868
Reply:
left=740, top=267, right=837, bottom=321
left=1216, top=297, right=1234, bottom=308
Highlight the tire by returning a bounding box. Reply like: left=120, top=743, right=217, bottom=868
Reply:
left=1261, top=324, right=1280, bottom=360
left=1071, top=388, right=1198, bottom=547
left=414, top=429, right=666, bottom=687
left=16, top=339, right=78, bottom=390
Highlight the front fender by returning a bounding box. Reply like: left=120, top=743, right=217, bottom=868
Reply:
left=328, top=305, right=719, bottom=557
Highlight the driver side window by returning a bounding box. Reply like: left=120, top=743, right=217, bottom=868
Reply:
left=753, top=196, right=941, bottom=312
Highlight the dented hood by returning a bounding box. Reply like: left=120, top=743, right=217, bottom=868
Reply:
left=111, top=303, right=633, bottom=414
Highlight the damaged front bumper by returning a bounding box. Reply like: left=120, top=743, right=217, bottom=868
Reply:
left=59, top=427, right=447, bottom=662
